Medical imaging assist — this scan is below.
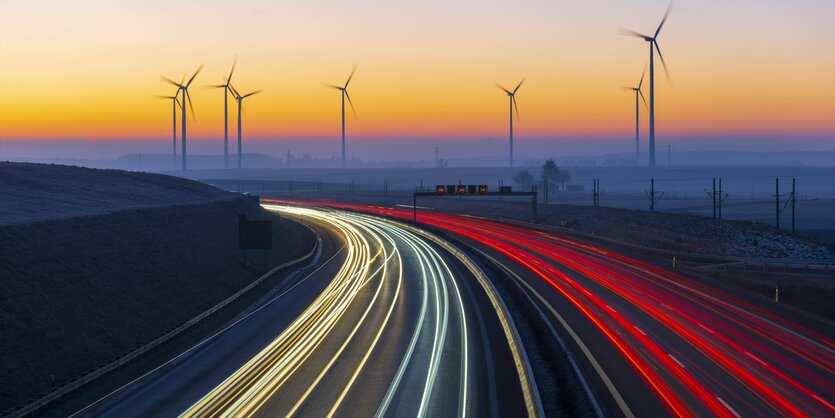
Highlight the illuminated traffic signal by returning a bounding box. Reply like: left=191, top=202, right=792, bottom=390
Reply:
left=436, top=185, right=446, bottom=196
left=478, top=184, right=488, bottom=195
left=457, top=185, right=467, bottom=195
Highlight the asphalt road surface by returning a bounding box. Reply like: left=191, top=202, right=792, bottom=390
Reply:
left=72, top=205, right=526, bottom=418
left=303, top=201, right=835, bottom=418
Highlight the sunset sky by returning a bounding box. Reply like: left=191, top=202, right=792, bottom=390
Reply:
left=1, top=0, right=833, bottom=150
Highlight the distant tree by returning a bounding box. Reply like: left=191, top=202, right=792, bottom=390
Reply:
left=512, top=170, right=534, bottom=186
left=541, top=159, right=571, bottom=190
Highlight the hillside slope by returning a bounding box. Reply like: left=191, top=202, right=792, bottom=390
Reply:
left=0, top=163, right=229, bottom=225
left=0, top=163, right=315, bottom=412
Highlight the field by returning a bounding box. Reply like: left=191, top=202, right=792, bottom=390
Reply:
left=176, top=165, right=835, bottom=244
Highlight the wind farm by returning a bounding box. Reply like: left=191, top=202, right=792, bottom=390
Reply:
left=228, top=84, right=262, bottom=169
left=323, top=66, right=357, bottom=168
left=153, top=94, right=180, bottom=169
left=497, top=78, right=525, bottom=167
left=625, top=68, right=648, bottom=164
left=206, top=59, right=237, bottom=169
left=2, top=1, right=834, bottom=418
left=160, top=64, right=203, bottom=170
left=620, top=3, right=673, bottom=167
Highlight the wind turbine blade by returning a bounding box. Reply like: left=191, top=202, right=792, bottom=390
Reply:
left=321, top=83, right=343, bottom=90
left=227, top=56, right=237, bottom=84
left=639, top=90, right=648, bottom=108
left=513, top=77, right=526, bottom=94
left=161, top=76, right=182, bottom=87
left=204, top=84, right=226, bottom=89
left=344, top=90, right=357, bottom=118
left=496, top=83, right=511, bottom=94
left=344, top=65, right=357, bottom=88
left=180, top=72, right=186, bottom=85
left=618, top=27, right=650, bottom=39
left=512, top=96, right=520, bottom=121
left=638, top=65, right=646, bottom=89
left=153, top=94, right=177, bottom=99
left=622, top=87, right=635, bottom=91
left=186, top=90, right=196, bottom=120
left=242, top=89, right=263, bottom=99
left=186, top=64, right=204, bottom=87
left=654, top=41, right=672, bottom=85
left=229, top=83, right=241, bottom=98
left=655, top=2, right=674, bottom=38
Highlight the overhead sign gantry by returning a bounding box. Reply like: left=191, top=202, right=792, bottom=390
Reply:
left=412, top=184, right=537, bottom=221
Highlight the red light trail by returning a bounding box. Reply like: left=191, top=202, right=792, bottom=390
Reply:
left=265, top=199, right=835, bottom=417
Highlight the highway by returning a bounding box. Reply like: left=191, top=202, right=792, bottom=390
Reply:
left=72, top=205, right=528, bottom=417
left=302, top=201, right=835, bottom=418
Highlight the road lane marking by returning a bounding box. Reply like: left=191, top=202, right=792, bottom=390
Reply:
left=716, top=397, right=741, bottom=417
left=478, top=252, right=614, bottom=418
left=744, top=351, right=767, bottom=367
left=696, top=322, right=714, bottom=334
left=667, top=354, right=685, bottom=369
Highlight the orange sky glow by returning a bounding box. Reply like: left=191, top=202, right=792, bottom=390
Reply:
left=1, top=0, right=833, bottom=144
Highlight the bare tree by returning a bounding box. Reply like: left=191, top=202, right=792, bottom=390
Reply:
left=512, top=170, right=534, bottom=186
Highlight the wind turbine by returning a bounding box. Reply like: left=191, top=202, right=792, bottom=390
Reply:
left=154, top=93, right=180, bottom=169
left=323, top=66, right=356, bottom=168
left=621, top=3, right=673, bottom=167
left=207, top=58, right=237, bottom=169
left=625, top=67, right=648, bottom=165
left=496, top=77, right=525, bottom=167
left=161, top=64, right=203, bottom=170
left=228, top=85, right=262, bottom=169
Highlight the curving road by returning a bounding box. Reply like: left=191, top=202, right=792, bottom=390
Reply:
left=305, top=201, right=835, bottom=418
left=72, top=205, right=527, bottom=418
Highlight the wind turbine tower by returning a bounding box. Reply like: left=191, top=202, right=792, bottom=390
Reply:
left=155, top=94, right=180, bottom=170
left=621, top=4, right=672, bottom=167
left=625, top=68, right=647, bottom=164
left=229, top=85, right=262, bottom=169
left=209, top=59, right=237, bottom=169
left=497, top=78, right=525, bottom=167
left=162, top=64, right=203, bottom=170
left=324, top=66, right=357, bottom=168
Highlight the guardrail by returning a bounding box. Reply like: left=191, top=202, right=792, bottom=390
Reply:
left=692, top=260, right=835, bottom=274
left=7, top=229, right=320, bottom=418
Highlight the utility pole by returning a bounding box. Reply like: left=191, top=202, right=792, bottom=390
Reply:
left=775, top=178, right=780, bottom=229
left=712, top=178, right=717, bottom=219
left=646, top=178, right=663, bottom=212
left=544, top=179, right=549, bottom=204
left=791, top=178, right=797, bottom=233
left=650, top=178, right=656, bottom=212
left=718, top=178, right=723, bottom=220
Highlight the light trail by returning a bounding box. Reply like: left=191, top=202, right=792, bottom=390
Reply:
left=178, top=205, right=477, bottom=418
left=292, top=200, right=835, bottom=417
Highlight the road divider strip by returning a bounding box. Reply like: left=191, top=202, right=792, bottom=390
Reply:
left=390, top=220, right=545, bottom=418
